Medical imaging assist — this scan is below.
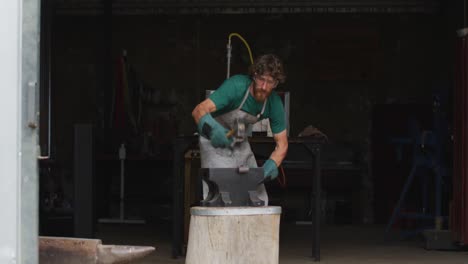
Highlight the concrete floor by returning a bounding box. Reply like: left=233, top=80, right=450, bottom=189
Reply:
left=96, top=222, right=468, bottom=264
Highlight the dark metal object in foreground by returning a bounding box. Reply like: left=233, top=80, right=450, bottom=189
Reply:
left=200, top=167, right=264, bottom=207
left=422, top=229, right=460, bottom=250
left=39, top=236, right=155, bottom=264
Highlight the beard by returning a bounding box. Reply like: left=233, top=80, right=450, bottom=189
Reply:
left=252, top=85, right=272, bottom=102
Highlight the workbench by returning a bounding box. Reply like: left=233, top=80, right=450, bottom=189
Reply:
left=171, top=136, right=326, bottom=261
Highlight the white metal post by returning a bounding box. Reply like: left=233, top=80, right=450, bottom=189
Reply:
left=0, top=0, right=40, bottom=263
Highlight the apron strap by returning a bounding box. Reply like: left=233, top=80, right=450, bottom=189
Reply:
left=237, top=86, right=251, bottom=111
left=258, top=98, right=268, bottom=119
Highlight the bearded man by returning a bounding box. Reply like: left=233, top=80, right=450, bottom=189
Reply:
left=192, top=54, right=288, bottom=205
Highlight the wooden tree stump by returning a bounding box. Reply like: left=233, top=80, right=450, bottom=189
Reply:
left=186, top=206, right=281, bottom=264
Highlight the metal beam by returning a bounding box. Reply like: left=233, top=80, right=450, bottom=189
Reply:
left=54, top=0, right=439, bottom=15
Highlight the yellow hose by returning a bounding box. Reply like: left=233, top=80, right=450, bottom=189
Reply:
left=228, top=33, right=254, bottom=65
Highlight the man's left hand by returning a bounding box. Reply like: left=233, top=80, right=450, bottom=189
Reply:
left=263, top=159, right=279, bottom=180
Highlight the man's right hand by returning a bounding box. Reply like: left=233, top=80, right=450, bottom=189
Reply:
left=198, top=114, right=232, bottom=148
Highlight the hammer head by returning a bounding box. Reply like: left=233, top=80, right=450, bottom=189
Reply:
left=227, top=118, right=246, bottom=146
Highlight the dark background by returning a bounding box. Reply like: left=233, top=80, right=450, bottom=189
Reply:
left=38, top=0, right=464, bottom=236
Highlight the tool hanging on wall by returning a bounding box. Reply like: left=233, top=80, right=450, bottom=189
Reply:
left=110, top=50, right=141, bottom=134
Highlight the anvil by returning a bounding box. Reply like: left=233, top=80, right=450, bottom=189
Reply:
left=200, top=167, right=265, bottom=207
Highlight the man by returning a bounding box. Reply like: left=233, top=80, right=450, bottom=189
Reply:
left=192, top=54, right=288, bottom=205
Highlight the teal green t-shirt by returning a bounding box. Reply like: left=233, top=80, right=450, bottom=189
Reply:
left=209, top=74, right=286, bottom=134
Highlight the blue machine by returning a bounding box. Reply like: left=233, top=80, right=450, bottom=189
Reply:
left=385, top=95, right=450, bottom=239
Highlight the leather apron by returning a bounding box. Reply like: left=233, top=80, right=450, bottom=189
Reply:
left=199, top=86, right=269, bottom=204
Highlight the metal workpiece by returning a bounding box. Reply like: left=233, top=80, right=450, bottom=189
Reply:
left=39, top=236, right=155, bottom=264
left=97, top=244, right=156, bottom=264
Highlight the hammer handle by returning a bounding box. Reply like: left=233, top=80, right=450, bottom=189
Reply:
left=226, top=129, right=235, bottom=138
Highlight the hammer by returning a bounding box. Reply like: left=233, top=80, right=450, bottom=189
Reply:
left=226, top=118, right=246, bottom=147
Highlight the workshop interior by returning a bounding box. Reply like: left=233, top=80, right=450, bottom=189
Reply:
left=36, top=0, right=468, bottom=262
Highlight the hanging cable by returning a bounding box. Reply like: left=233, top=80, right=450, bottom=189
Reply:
left=277, top=165, right=287, bottom=188
left=226, top=33, right=254, bottom=79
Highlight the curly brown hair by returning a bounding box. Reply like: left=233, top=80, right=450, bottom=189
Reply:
left=248, top=54, right=286, bottom=84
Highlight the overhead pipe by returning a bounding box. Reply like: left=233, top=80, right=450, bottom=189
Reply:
left=226, top=33, right=254, bottom=79
left=56, top=1, right=440, bottom=15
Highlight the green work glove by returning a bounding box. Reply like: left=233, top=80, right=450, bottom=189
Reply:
left=197, top=114, right=232, bottom=148
left=263, top=159, right=279, bottom=180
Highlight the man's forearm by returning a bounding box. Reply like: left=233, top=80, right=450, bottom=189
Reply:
left=192, top=105, right=208, bottom=124
left=192, top=99, right=216, bottom=124
left=270, top=144, right=287, bottom=166
left=270, top=131, right=288, bottom=166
